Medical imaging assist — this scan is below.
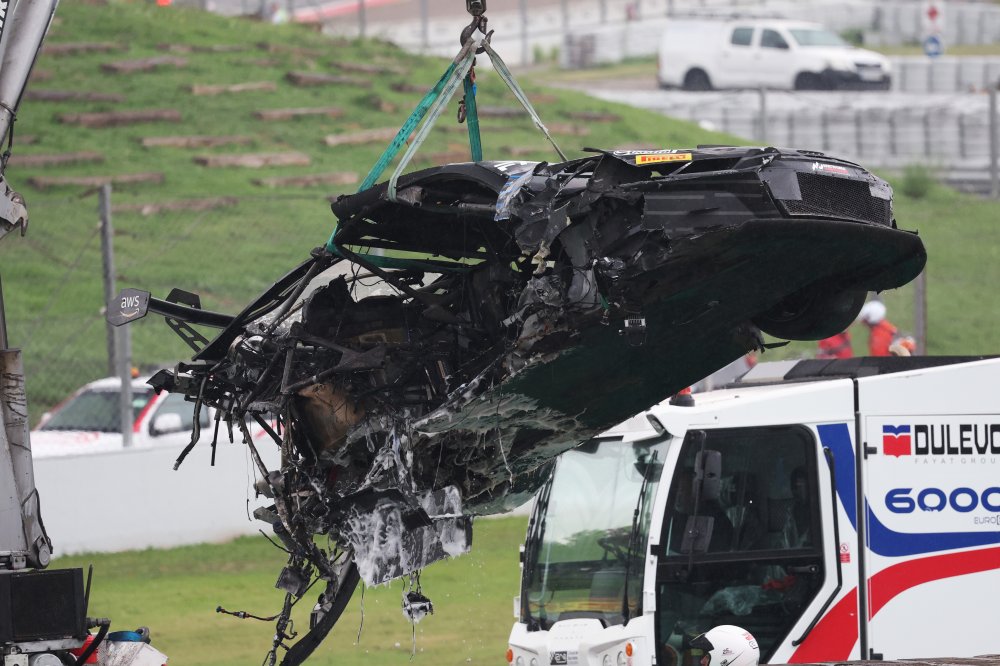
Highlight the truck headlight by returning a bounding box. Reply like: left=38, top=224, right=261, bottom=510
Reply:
left=516, top=657, right=525, bottom=666
left=618, top=651, right=627, bottom=666
left=603, top=655, right=612, bottom=666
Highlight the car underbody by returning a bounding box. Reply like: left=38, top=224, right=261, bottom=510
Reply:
left=111, top=145, right=926, bottom=664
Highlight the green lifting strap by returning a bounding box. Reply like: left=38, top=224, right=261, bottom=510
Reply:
left=355, top=60, right=459, bottom=194
left=385, top=39, right=479, bottom=202
left=481, top=41, right=567, bottom=161
left=326, top=36, right=481, bottom=254
left=463, top=73, right=482, bottom=162
left=327, top=31, right=567, bottom=259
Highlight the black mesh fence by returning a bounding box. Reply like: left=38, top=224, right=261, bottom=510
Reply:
left=1, top=190, right=340, bottom=426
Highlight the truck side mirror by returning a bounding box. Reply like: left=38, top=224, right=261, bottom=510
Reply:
left=694, top=449, right=722, bottom=503
left=151, top=412, right=184, bottom=436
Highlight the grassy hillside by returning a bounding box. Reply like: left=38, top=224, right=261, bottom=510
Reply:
left=58, top=515, right=529, bottom=666
left=0, top=0, right=997, bottom=419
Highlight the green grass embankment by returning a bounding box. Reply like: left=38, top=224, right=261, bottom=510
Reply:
left=57, top=516, right=529, bottom=666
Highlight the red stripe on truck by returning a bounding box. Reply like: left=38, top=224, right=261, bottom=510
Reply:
left=790, top=546, right=1000, bottom=662
left=867, top=545, right=1000, bottom=618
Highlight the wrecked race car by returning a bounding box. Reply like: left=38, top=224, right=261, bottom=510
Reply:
left=110, top=145, right=925, bottom=664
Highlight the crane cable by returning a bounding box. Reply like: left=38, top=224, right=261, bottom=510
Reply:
left=352, top=8, right=566, bottom=202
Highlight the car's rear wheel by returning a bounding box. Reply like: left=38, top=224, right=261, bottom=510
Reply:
left=753, top=287, right=867, bottom=341
left=683, top=68, right=712, bottom=91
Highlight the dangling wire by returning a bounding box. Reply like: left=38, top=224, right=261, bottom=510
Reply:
left=355, top=584, right=366, bottom=645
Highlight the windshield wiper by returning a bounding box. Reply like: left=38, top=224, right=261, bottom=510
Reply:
left=521, top=466, right=555, bottom=630
left=622, top=449, right=658, bottom=623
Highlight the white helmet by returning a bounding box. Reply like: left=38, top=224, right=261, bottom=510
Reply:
left=857, top=299, right=886, bottom=325
left=691, top=625, right=760, bottom=666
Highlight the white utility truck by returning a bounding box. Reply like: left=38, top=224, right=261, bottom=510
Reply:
left=509, top=356, right=1000, bottom=666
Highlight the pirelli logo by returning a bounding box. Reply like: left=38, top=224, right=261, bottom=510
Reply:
left=635, top=153, right=692, bottom=165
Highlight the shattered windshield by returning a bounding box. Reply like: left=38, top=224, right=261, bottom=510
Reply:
left=40, top=388, right=155, bottom=432
left=789, top=28, right=849, bottom=47
left=523, top=437, right=667, bottom=629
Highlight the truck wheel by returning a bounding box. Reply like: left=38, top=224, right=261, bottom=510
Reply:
left=752, top=287, right=866, bottom=341
left=794, top=72, right=827, bottom=91
left=683, top=69, right=712, bottom=91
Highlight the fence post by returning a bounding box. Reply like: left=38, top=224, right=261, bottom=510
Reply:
left=888, top=109, right=897, bottom=157
left=757, top=87, right=767, bottom=144
left=922, top=110, right=932, bottom=158
left=957, top=112, right=966, bottom=159
left=914, top=269, right=927, bottom=355
left=358, top=0, right=366, bottom=39
left=100, top=186, right=116, bottom=379
left=99, top=185, right=133, bottom=448
left=420, top=0, right=429, bottom=52
left=991, top=86, right=999, bottom=199
left=855, top=109, right=863, bottom=157
left=0, top=275, right=7, bottom=350
left=520, top=0, right=529, bottom=66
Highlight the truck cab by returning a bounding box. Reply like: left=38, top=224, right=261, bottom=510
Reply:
left=510, top=357, right=1000, bottom=665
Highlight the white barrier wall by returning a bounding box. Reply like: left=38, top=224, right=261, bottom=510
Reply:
left=32, top=439, right=281, bottom=556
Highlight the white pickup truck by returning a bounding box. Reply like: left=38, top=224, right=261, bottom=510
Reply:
left=657, top=18, right=891, bottom=91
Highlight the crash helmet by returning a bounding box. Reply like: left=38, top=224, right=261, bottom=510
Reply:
left=690, top=625, right=760, bottom=666
left=857, top=300, right=886, bottom=326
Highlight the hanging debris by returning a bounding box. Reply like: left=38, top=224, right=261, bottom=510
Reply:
left=109, top=146, right=926, bottom=664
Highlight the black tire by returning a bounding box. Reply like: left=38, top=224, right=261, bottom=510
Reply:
left=280, top=563, right=360, bottom=666
left=683, top=69, right=712, bottom=91
left=794, top=72, right=827, bottom=91
left=752, top=287, right=867, bottom=341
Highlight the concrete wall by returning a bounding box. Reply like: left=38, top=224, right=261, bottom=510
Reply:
left=32, top=438, right=530, bottom=556
left=32, top=439, right=281, bottom=556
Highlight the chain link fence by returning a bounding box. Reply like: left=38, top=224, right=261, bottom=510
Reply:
left=1, top=189, right=340, bottom=425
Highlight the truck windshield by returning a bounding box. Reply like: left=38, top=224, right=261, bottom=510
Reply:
left=39, top=387, right=155, bottom=433
left=789, top=28, right=849, bottom=47
left=522, top=437, right=668, bottom=630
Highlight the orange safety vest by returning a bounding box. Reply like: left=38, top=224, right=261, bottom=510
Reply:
left=817, top=332, right=852, bottom=359
left=869, top=320, right=897, bottom=357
